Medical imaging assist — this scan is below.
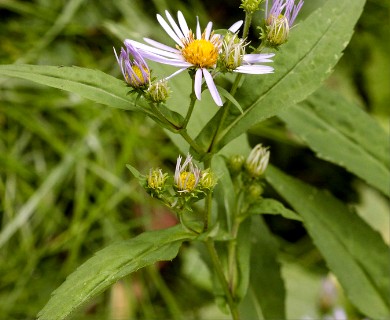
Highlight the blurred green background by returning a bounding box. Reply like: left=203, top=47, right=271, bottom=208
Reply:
left=0, top=0, right=388, bottom=319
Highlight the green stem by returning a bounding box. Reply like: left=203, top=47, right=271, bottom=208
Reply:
left=147, top=265, right=183, bottom=320
left=149, top=102, right=178, bottom=130
left=182, top=78, right=197, bottom=128
left=205, top=240, right=240, bottom=320
left=209, top=10, right=253, bottom=153
left=209, top=73, right=243, bottom=153
left=242, top=11, right=253, bottom=39
left=203, top=157, right=213, bottom=231
left=227, top=219, right=240, bottom=294
left=179, top=129, right=204, bottom=155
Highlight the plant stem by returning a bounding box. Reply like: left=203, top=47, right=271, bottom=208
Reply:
left=209, top=10, right=253, bottom=153
left=242, top=11, right=253, bottom=39
left=147, top=265, right=183, bottom=320
left=202, top=157, right=213, bottom=231
left=205, top=240, right=240, bottom=320
left=227, top=218, right=240, bottom=294
left=179, top=129, right=204, bottom=155
left=209, top=73, right=243, bottom=153
left=182, top=78, right=197, bottom=128
left=149, top=102, right=178, bottom=130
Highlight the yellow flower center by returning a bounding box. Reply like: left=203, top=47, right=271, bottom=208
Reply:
left=179, top=171, right=196, bottom=191
left=181, top=38, right=219, bottom=68
left=126, top=65, right=149, bottom=87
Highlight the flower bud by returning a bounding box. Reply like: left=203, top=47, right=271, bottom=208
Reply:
left=240, top=0, right=263, bottom=13
left=245, top=144, right=270, bottom=178
left=114, top=42, right=150, bottom=88
left=265, top=14, right=290, bottom=46
left=174, top=154, right=201, bottom=193
left=146, top=79, right=170, bottom=103
left=219, top=32, right=246, bottom=72
left=247, top=183, right=264, bottom=202
left=199, top=169, right=218, bottom=190
left=228, top=154, right=245, bottom=175
left=261, top=0, right=304, bottom=48
left=146, top=168, right=168, bottom=196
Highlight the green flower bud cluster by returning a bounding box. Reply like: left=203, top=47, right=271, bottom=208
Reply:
left=227, top=144, right=270, bottom=203
left=143, top=154, right=218, bottom=211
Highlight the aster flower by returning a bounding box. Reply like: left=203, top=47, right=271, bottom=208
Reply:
left=113, top=42, right=150, bottom=88
left=263, top=0, right=304, bottom=47
left=126, top=11, right=274, bottom=106
left=174, top=154, right=201, bottom=193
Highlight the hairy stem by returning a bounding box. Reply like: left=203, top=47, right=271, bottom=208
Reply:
left=205, top=240, right=240, bottom=320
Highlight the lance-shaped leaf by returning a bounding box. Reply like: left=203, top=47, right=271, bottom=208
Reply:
left=279, top=88, right=390, bottom=195
left=265, top=165, right=390, bottom=319
left=38, top=225, right=196, bottom=320
left=194, top=0, right=366, bottom=153
left=0, top=64, right=184, bottom=128
left=239, top=215, right=286, bottom=319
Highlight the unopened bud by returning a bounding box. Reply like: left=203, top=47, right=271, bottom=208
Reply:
left=146, top=79, right=170, bottom=103
left=146, top=168, right=168, bottom=195
left=228, top=154, right=245, bottom=175
left=247, top=183, right=264, bottom=202
left=245, top=144, right=270, bottom=178
left=266, top=14, right=289, bottom=46
left=199, top=169, right=218, bottom=190
left=219, top=32, right=246, bottom=72
left=240, top=0, right=263, bottom=13
left=114, top=42, right=150, bottom=88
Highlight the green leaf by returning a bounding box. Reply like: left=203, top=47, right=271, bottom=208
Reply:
left=265, top=165, right=390, bottom=318
left=212, top=155, right=236, bottom=231
left=247, top=198, right=302, bottom=221
left=217, top=85, right=244, bottom=114
left=126, top=163, right=146, bottom=182
left=195, top=0, right=366, bottom=152
left=0, top=64, right=135, bottom=110
left=37, top=225, right=196, bottom=320
left=278, top=88, right=390, bottom=195
left=0, top=64, right=184, bottom=128
left=235, top=218, right=252, bottom=302
left=244, top=215, right=286, bottom=319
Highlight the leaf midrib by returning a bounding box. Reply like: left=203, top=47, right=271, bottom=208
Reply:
left=217, top=2, right=347, bottom=146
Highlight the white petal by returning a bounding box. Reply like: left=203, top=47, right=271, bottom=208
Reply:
left=243, top=53, right=274, bottom=63
left=202, top=69, right=223, bottom=106
left=143, top=38, right=180, bottom=54
left=177, top=11, right=190, bottom=36
left=139, top=51, right=192, bottom=67
left=234, top=65, right=274, bottom=74
left=126, top=39, right=180, bottom=59
left=164, top=10, right=185, bottom=40
left=165, top=68, right=188, bottom=80
left=228, top=20, right=243, bottom=33
left=196, top=17, right=201, bottom=39
left=113, top=47, right=120, bottom=64
left=194, top=68, right=203, bottom=100
left=204, top=21, right=213, bottom=40
left=157, top=14, right=183, bottom=46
